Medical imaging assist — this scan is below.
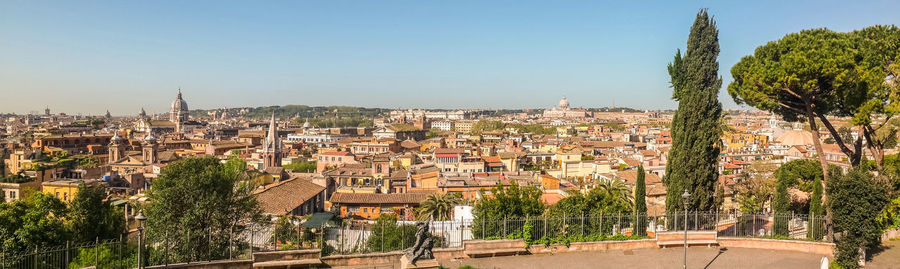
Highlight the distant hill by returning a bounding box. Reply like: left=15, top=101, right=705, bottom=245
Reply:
left=587, top=107, right=644, bottom=113
left=191, top=105, right=387, bottom=128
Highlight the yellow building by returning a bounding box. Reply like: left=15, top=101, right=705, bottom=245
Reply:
left=397, top=153, right=417, bottom=169
left=454, top=121, right=475, bottom=134
left=556, top=126, right=575, bottom=137
left=4, top=150, right=35, bottom=175
left=41, top=179, right=100, bottom=203
left=722, top=132, right=769, bottom=151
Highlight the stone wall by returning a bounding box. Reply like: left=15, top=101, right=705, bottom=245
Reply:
left=527, top=239, right=658, bottom=254
left=717, top=237, right=835, bottom=257
left=881, top=228, right=900, bottom=242
left=253, top=249, right=321, bottom=262
left=145, top=259, right=253, bottom=269
left=320, top=251, right=403, bottom=267
left=139, top=237, right=839, bottom=268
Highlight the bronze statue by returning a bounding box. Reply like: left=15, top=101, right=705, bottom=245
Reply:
left=405, top=221, right=434, bottom=265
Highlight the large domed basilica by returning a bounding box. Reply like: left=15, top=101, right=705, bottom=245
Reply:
left=170, top=89, right=189, bottom=132
left=542, top=96, right=592, bottom=119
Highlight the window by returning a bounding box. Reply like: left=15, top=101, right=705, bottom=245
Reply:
left=8, top=191, right=15, bottom=199
left=363, top=208, right=368, bottom=213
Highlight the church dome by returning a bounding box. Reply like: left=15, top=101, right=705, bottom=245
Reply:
left=110, top=131, right=124, bottom=144
left=558, top=96, right=570, bottom=110
left=143, top=133, right=158, bottom=143
left=777, top=130, right=815, bottom=146
left=171, top=90, right=188, bottom=112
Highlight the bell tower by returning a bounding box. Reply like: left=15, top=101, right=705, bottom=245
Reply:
left=142, top=133, right=159, bottom=164
left=108, top=132, right=125, bottom=163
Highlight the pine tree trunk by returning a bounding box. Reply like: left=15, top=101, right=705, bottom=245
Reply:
left=804, top=103, right=833, bottom=242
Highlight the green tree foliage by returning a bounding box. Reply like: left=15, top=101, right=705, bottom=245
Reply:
left=474, top=182, right=544, bottom=219
left=663, top=10, right=723, bottom=213
left=775, top=159, right=823, bottom=193
left=594, top=179, right=634, bottom=208
left=417, top=193, right=462, bottom=221
left=828, top=167, right=890, bottom=268
left=548, top=183, right=632, bottom=217
left=714, top=183, right=725, bottom=211
left=846, top=26, right=900, bottom=168
left=729, top=28, right=863, bottom=170
left=882, top=154, right=900, bottom=191
left=735, top=177, right=774, bottom=213
left=773, top=178, right=790, bottom=236
left=634, top=168, right=647, bottom=236
left=68, top=243, right=137, bottom=269
left=67, top=184, right=125, bottom=243
left=507, top=123, right=556, bottom=135
left=0, top=172, right=32, bottom=183
left=271, top=215, right=298, bottom=247
left=773, top=160, right=824, bottom=236
left=469, top=120, right=505, bottom=135
left=809, top=173, right=825, bottom=240
left=633, top=167, right=647, bottom=236
left=0, top=191, right=69, bottom=253
left=222, top=105, right=383, bottom=126
left=600, top=122, right=626, bottom=132
left=544, top=182, right=633, bottom=238
left=472, top=182, right=544, bottom=238
left=145, top=157, right=263, bottom=263
left=284, top=161, right=317, bottom=173
left=365, top=215, right=418, bottom=252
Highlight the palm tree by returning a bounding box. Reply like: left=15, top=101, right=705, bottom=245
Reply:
left=595, top=179, right=634, bottom=207
left=416, top=193, right=463, bottom=221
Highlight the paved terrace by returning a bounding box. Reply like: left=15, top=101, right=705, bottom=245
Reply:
left=437, top=247, right=825, bottom=269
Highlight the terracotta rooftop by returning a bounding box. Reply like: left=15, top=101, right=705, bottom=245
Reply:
left=615, top=170, right=662, bottom=185
left=255, top=177, right=325, bottom=215
left=330, top=192, right=433, bottom=205
left=434, top=148, right=466, bottom=155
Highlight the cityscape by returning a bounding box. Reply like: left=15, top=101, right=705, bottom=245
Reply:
left=1, top=1, right=900, bottom=269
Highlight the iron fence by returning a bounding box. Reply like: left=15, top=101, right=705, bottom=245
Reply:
left=0, top=211, right=826, bottom=268
left=323, top=211, right=826, bottom=255
left=0, top=238, right=137, bottom=269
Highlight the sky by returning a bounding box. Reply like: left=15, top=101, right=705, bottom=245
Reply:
left=1, top=0, right=898, bottom=115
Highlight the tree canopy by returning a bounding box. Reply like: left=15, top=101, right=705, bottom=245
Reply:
left=474, top=181, right=544, bottom=219
left=828, top=167, right=890, bottom=268
left=0, top=191, right=69, bottom=253
left=67, top=184, right=125, bottom=242
left=548, top=180, right=632, bottom=217
left=145, top=156, right=262, bottom=263
left=774, top=159, right=823, bottom=193
left=417, top=193, right=462, bottom=221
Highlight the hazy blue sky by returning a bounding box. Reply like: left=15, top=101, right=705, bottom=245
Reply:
left=1, top=0, right=898, bottom=115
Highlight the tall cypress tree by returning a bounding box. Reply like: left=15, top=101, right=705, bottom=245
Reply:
left=773, top=177, right=790, bottom=236
left=634, top=165, right=647, bottom=236
left=663, top=10, right=723, bottom=213
left=808, top=174, right=824, bottom=240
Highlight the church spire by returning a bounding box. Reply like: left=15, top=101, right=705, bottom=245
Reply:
left=262, top=111, right=282, bottom=169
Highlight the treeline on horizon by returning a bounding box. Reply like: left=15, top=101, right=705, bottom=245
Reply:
left=189, top=105, right=646, bottom=119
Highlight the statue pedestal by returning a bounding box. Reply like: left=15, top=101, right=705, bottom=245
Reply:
left=400, top=255, right=439, bottom=269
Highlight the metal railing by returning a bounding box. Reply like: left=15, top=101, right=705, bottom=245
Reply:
left=1, top=238, right=137, bottom=269
left=0, top=211, right=826, bottom=268
left=322, top=211, right=825, bottom=255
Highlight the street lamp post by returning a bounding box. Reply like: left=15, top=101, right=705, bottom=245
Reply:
left=682, top=190, right=690, bottom=269
left=135, top=210, right=148, bottom=269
